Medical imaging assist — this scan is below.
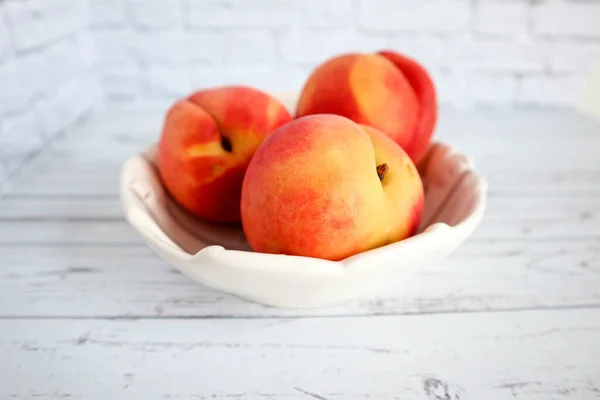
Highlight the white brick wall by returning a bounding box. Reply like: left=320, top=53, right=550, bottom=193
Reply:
left=89, top=0, right=600, bottom=111
left=473, top=1, right=529, bottom=37
left=2, top=0, right=600, bottom=186
left=0, top=0, right=100, bottom=186
left=517, top=74, right=588, bottom=107
left=187, top=0, right=296, bottom=28
left=127, top=0, right=183, bottom=29
left=359, top=0, right=472, bottom=33
left=533, top=1, right=600, bottom=37
left=5, top=0, right=85, bottom=51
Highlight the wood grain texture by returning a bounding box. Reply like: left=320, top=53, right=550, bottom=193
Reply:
left=2, top=309, right=600, bottom=399
left=1, top=108, right=600, bottom=398
left=5, top=108, right=600, bottom=197
left=1, top=195, right=598, bottom=241
left=1, top=240, right=598, bottom=318
left=0, top=108, right=600, bottom=316
left=7, top=168, right=600, bottom=198
left=0, top=194, right=595, bottom=219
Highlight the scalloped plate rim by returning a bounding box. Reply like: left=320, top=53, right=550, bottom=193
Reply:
left=119, top=143, right=488, bottom=277
left=117, top=91, right=489, bottom=307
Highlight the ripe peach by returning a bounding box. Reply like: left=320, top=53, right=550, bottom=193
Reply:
left=295, top=50, right=437, bottom=163
left=157, top=86, right=293, bottom=223
left=240, top=114, right=424, bottom=261
left=378, top=50, right=438, bottom=163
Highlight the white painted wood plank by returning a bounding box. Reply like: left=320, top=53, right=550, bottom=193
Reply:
left=2, top=182, right=598, bottom=244
left=0, top=201, right=598, bottom=244
left=9, top=114, right=600, bottom=196
left=0, top=194, right=593, bottom=219
left=0, top=198, right=123, bottom=219
left=2, top=94, right=599, bottom=400
left=12, top=120, right=600, bottom=198
left=1, top=196, right=597, bottom=239
left=1, top=241, right=598, bottom=317
left=41, top=108, right=600, bottom=161
left=0, top=220, right=143, bottom=245
left=56, top=108, right=600, bottom=169
left=7, top=163, right=600, bottom=197
left=16, top=141, right=600, bottom=176
left=14, top=146, right=600, bottom=183
left=5, top=108, right=600, bottom=198
left=1, top=309, right=599, bottom=399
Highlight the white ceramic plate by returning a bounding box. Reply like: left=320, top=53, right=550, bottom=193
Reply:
left=119, top=94, right=488, bottom=308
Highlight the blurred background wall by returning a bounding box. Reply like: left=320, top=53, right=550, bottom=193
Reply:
left=90, top=0, right=600, bottom=110
left=0, top=0, right=100, bottom=183
left=0, top=0, right=599, bottom=183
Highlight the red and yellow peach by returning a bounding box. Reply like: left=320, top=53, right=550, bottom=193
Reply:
left=240, top=114, right=424, bottom=261
left=157, top=85, right=293, bottom=223
left=295, top=50, right=437, bottom=164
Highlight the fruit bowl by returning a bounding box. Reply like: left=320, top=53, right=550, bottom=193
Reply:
left=119, top=95, right=487, bottom=308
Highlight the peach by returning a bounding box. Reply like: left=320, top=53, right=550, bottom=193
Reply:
left=157, top=86, right=293, bottom=223
left=295, top=50, right=437, bottom=163
left=240, top=114, right=424, bottom=261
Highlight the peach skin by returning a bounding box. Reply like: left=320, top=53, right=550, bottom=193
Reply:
left=378, top=50, right=438, bottom=163
left=295, top=51, right=437, bottom=164
left=240, top=114, right=424, bottom=261
left=157, top=85, right=293, bottom=223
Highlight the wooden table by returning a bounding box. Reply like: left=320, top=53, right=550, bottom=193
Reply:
left=1, top=108, right=599, bottom=399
